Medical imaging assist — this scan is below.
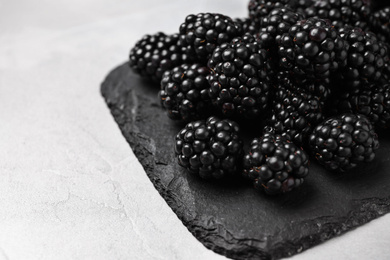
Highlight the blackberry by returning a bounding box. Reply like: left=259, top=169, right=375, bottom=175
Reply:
left=159, top=64, right=212, bottom=122
left=258, top=7, right=306, bottom=50
left=242, top=130, right=309, bottom=195
left=330, top=83, right=390, bottom=130
left=278, top=18, right=348, bottom=84
left=268, top=86, right=324, bottom=146
left=129, top=32, right=189, bottom=83
left=179, top=13, right=242, bottom=63
left=309, top=113, right=379, bottom=172
left=304, top=0, right=372, bottom=30
left=208, top=33, right=274, bottom=118
left=175, top=116, right=243, bottom=179
left=369, top=7, right=390, bottom=43
left=337, top=25, right=388, bottom=89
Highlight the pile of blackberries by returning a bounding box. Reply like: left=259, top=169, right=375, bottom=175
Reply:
left=129, top=0, right=389, bottom=195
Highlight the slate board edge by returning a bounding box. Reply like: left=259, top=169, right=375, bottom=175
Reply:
left=100, top=63, right=390, bottom=260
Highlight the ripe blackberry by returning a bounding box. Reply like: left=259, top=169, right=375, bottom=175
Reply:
left=308, top=113, right=379, bottom=172
left=242, top=130, right=309, bottom=195
left=337, top=25, right=388, bottom=89
left=129, top=32, right=189, bottom=83
left=179, top=13, right=242, bottom=63
left=278, top=18, right=348, bottom=84
left=268, top=86, right=324, bottom=146
left=258, top=7, right=306, bottom=50
left=175, top=116, right=244, bottom=179
left=159, top=64, right=212, bottom=122
left=369, top=7, right=390, bottom=43
left=330, top=83, right=390, bottom=130
left=304, top=0, right=372, bottom=30
left=208, top=33, right=274, bottom=118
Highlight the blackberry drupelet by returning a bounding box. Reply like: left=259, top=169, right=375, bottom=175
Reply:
left=304, top=0, right=372, bottom=30
left=258, top=7, right=306, bottom=50
left=208, top=33, right=274, bottom=118
left=129, top=32, right=188, bottom=83
left=268, top=86, right=324, bottom=146
left=295, top=0, right=314, bottom=14
left=175, top=116, right=244, bottom=179
left=309, top=113, right=380, bottom=172
left=248, top=0, right=299, bottom=31
left=276, top=68, right=332, bottom=101
left=337, top=25, right=388, bottom=89
left=234, top=18, right=257, bottom=35
left=242, top=129, right=309, bottom=195
left=179, top=13, right=242, bottom=63
left=159, top=64, right=212, bottom=122
left=278, top=17, right=348, bottom=84
left=382, top=54, right=390, bottom=81
left=330, top=83, right=390, bottom=130
left=369, top=7, right=390, bottom=43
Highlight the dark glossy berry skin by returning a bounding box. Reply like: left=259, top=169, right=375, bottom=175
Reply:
left=248, top=0, right=299, bottom=30
left=179, top=13, right=242, bottom=63
left=175, top=116, right=243, bottom=179
left=242, top=130, right=309, bottom=195
left=234, top=18, right=257, bottom=35
left=276, top=70, right=332, bottom=101
left=268, top=86, right=324, bottom=146
left=382, top=47, right=390, bottom=81
left=208, top=33, right=274, bottom=118
left=159, top=64, right=211, bottom=122
left=129, top=32, right=189, bottom=83
left=337, top=25, right=388, bottom=89
left=369, top=7, right=390, bottom=43
left=295, top=0, right=314, bottom=14
left=309, top=113, right=379, bottom=172
left=278, top=18, right=349, bottom=84
left=258, top=7, right=306, bottom=50
left=330, top=83, right=390, bottom=130
left=303, top=0, right=372, bottom=30
left=261, top=7, right=305, bottom=33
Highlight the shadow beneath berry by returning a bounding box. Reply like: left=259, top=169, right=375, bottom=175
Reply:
left=308, top=149, right=390, bottom=202
left=255, top=181, right=319, bottom=210
left=237, top=117, right=267, bottom=136
left=325, top=159, right=385, bottom=186
left=185, top=171, right=249, bottom=191
left=376, top=128, right=390, bottom=140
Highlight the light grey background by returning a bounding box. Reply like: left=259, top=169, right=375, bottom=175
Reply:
left=1, top=0, right=389, bottom=259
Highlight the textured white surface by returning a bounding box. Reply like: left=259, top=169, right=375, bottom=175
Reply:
left=1, top=1, right=390, bottom=259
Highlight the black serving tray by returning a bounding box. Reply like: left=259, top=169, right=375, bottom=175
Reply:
left=101, top=63, right=390, bottom=260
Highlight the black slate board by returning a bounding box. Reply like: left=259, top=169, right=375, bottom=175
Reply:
left=101, top=63, right=390, bottom=260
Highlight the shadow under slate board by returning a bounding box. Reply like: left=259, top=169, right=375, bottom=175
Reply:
left=101, top=63, right=390, bottom=260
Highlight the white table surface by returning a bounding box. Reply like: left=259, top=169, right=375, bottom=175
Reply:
left=1, top=0, right=390, bottom=259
